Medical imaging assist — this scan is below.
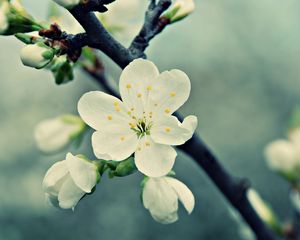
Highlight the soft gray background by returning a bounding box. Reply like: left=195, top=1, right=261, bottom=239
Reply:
left=0, top=0, right=299, bottom=239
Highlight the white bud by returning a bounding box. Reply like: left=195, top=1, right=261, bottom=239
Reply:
left=142, top=176, right=194, bottom=224
left=166, top=0, right=195, bottom=23
left=34, top=115, right=86, bottom=153
left=247, top=189, right=276, bottom=226
left=52, top=0, right=81, bottom=9
left=20, top=43, right=55, bottom=69
left=264, top=139, right=300, bottom=174
left=42, top=153, right=99, bottom=209
left=0, top=1, right=9, bottom=34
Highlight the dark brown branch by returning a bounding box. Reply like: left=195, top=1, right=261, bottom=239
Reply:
left=69, top=5, right=134, bottom=68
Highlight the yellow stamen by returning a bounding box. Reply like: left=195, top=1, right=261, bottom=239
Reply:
left=126, top=84, right=132, bottom=89
left=145, top=141, right=151, bottom=147
left=120, top=136, right=125, bottom=141
left=165, top=127, right=171, bottom=133
left=107, top=115, right=113, bottom=120
left=137, top=93, right=142, bottom=98
left=170, top=92, right=176, bottom=97
left=147, top=85, right=152, bottom=91
left=165, top=108, right=171, bottom=114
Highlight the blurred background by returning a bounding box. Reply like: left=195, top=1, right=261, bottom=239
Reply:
left=0, top=0, right=299, bottom=239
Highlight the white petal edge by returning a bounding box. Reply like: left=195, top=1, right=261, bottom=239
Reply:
left=42, top=161, right=68, bottom=195
left=165, top=177, right=195, bottom=214
left=92, top=130, right=138, bottom=161
left=65, top=153, right=98, bottom=193
left=78, top=91, right=129, bottom=131
left=58, top=176, right=86, bottom=209
left=151, top=115, right=198, bottom=146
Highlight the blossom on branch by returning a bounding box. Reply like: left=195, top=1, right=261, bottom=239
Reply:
left=142, top=176, right=195, bottom=224
left=34, top=114, right=86, bottom=153
left=78, top=59, right=197, bottom=177
left=42, top=152, right=100, bottom=209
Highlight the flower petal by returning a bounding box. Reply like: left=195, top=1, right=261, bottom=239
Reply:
left=58, top=176, right=86, bottom=209
left=34, top=117, right=78, bottom=153
left=149, top=69, right=191, bottom=115
left=151, top=115, right=198, bottom=146
left=119, top=59, right=159, bottom=118
left=42, top=161, right=68, bottom=196
left=165, top=177, right=195, bottom=214
left=142, top=177, right=178, bottom=223
left=92, top=130, right=138, bottom=161
left=135, top=137, right=177, bottom=177
left=65, top=153, right=98, bottom=193
left=78, top=91, right=130, bottom=131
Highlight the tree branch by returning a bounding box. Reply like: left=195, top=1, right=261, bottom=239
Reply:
left=69, top=5, right=134, bottom=68
left=68, top=1, right=279, bottom=239
left=129, top=0, right=172, bottom=58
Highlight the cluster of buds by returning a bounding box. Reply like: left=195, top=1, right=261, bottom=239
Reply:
left=0, top=0, right=44, bottom=35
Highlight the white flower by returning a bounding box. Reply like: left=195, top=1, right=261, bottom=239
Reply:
left=142, top=176, right=195, bottom=224
left=34, top=114, right=86, bottom=153
left=247, top=189, right=275, bottom=226
left=52, top=0, right=80, bottom=9
left=42, top=153, right=99, bottom=209
left=0, top=0, right=9, bottom=34
left=78, top=59, right=197, bottom=177
left=165, top=0, right=195, bottom=23
left=20, top=43, right=55, bottom=69
left=264, top=139, right=300, bottom=174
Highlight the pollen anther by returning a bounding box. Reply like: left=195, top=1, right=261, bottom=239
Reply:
left=126, top=84, right=132, bottom=89
left=165, top=127, right=171, bottom=133
left=107, top=115, right=113, bottom=120
left=170, top=92, right=176, bottom=97
left=165, top=108, right=171, bottom=114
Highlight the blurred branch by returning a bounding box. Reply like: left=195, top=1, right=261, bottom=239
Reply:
left=65, top=1, right=279, bottom=239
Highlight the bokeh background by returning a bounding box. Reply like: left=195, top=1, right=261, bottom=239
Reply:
left=0, top=0, right=299, bottom=239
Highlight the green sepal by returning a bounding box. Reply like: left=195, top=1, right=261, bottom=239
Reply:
left=114, top=157, right=137, bottom=177
left=15, top=33, right=42, bottom=44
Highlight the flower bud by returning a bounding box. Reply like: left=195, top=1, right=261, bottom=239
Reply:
left=264, top=139, right=300, bottom=178
left=164, top=0, right=195, bottom=23
left=52, top=0, right=81, bottom=9
left=34, top=114, right=86, bottom=153
left=51, top=56, right=74, bottom=84
left=0, top=0, right=44, bottom=35
left=20, top=42, right=55, bottom=69
left=43, top=153, right=100, bottom=209
left=247, top=189, right=280, bottom=231
left=142, top=176, right=195, bottom=224
left=114, top=157, right=137, bottom=177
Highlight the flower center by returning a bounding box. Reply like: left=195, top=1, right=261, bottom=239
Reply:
left=129, top=112, right=153, bottom=138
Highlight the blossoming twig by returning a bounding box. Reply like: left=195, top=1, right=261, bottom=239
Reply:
left=33, top=1, right=278, bottom=239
